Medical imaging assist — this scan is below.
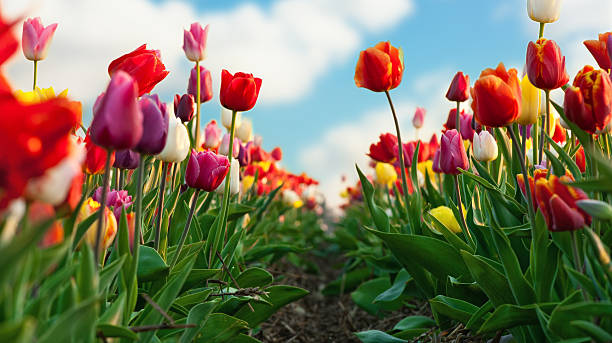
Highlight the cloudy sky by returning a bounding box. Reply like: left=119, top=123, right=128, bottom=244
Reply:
left=4, top=0, right=611, bottom=209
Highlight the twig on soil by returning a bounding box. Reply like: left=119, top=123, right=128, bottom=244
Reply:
left=140, top=292, right=175, bottom=324
left=216, top=251, right=255, bottom=312
left=210, top=287, right=269, bottom=298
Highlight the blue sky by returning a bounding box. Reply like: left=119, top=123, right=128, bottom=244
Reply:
left=5, top=0, right=611, bottom=207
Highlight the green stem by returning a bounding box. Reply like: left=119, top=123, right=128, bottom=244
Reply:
left=171, top=189, right=200, bottom=267
left=32, top=60, right=38, bottom=91
left=539, top=90, right=550, bottom=166
left=154, top=162, right=168, bottom=250
left=218, top=111, right=237, bottom=247
left=571, top=230, right=588, bottom=300
left=508, top=126, right=537, bottom=232
left=384, top=90, right=411, bottom=211
left=93, top=149, right=112, bottom=265
left=533, top=115, right=539, bottom=167
left=195, top=61, right=201, bottom=148
left=453, top=174, right=474, bottom=248
left=538, top=22, right=545, bottom=38
left=118, top=169, right=124, bottom=190
left=134, top=158, right=144, bottom=251
left=455, top=101, right=461, bottom=137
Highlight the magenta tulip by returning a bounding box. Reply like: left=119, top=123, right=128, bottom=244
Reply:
left=439, top=130, right=468, bottom=175
left=183, top=23, right=209, bottom=62
left=204, top=120, right=222, bottom=149
left=135, top=94, right=169, bottom=155
left=185, top=149, right=230, bottom=191
left=432, top=149, right=442, bottom=173
left=113, top=149, right=140, bottom=170
left=22, top=17, right=57, bottom=61
left=188, top=66, right=213, bottom=103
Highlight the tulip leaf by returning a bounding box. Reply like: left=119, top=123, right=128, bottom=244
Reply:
left=477, top=303, right=557, bottom=334
left=374, top=269, right=411, bottom=303
left=429, top=295, right=478, bottom=324
left=196, top=313, right=250, bottom=342
left=137, top=245, right=169, bottom=282
left=393, top=315, right=436, bottom=331
left=243, top=243, right=307, bottom=262
left=570, top=320, right=612, bottom=342
left=567, top=178, right=612, bottom=193
left=546, top=135, right=582, bottom=180
left=424, top=212, right=474, bottom=254
left=356, top=164, right=390, bottom=232
left=460, top=251, right=515, bottom=307
left=531, top=211, right=559, bottom=303
left=179, top=302, right=217, bottom=343
left=545, top=150, right=566, bottom=177
left=234, top=285, right=309, bottom=327
left=354, top=330, right=408, bottom=343
left=37, top=296, right=99, bottom=343
left=236, top=267, right=274, bottom=288
left=96, top=323, right=138, bottom=340
left=549, top=301, right=612, bottom=339
left=71, top=212, right=98, bottom=250
left=322, top=267, right=372, bottom=296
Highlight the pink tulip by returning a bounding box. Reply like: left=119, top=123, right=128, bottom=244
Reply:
left=183, top=23, right=209, bottom=62
left=204, top=120, right=222, bottom=149
left=22, top=17, right=58, bottom=61
left=432, top=149, right=442, bottom=173
left=185, top=149, right=229, bottom=191
left=412, top=107, right=426, bottom=129
left=187, top=65, right=213, bottom=103
left=219, top=133, right=240, bottom=158
left=439, top=129, right=468, bottom=175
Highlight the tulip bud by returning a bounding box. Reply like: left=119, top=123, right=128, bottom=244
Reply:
left=445, top=71, right=470, bottom=102
left=432, top=149, right=442, bottom=173
left=237, top=142, right=252, bottom=167
left=412, top=107, right=426, bottom=129
left=439, top=130, right=468, bottom=175
left=220, top=69, right=262, bottom=112
left=204, top=120, right=222, bottom=149
left=22, top=17, right=58, bottom=61
left=518, top=75, right=540, bottom=125
left=354, top=41, right=404, bottom=92
left=271, top=147, right=282, bottom=161
left=113, top=149, right=140, bottom=170
left=473, top=131, right=498, bottom=162
left=527, top=0, right=562, bottom=23
left=185, top=149, right=230, bottom=191
left=79, top=198, right=118, bottom=255
left=235, top=117, right=253, bottom=142
left=188, top=65, right=213, bottom=103
left=182, top=23, right=209, bottom=62
left=430, top=206, right=462, bottom=233
left=221, top=108, right=241, bottom=131
left=174, top=93, right=195, bottom=123
left=375, top=162, right=397, bottom=187
left=282, top=189, right=303, bottom=208
left=156, top=116, right=190, bottom=163
left=526, top=38, right=569, bottom=90
left=219, top=133, right=240, bottom=158
left=576, top=199, right=612, bottom=221
left=216, top=159, right=240, bottom=195
left=135, top=94, right=170, bottom=155
left=459, top=113, right=476, bottom=141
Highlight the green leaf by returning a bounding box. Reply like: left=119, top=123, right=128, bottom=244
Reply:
left=546, top=135, right=582, bottom=180
left=38, top=296, right=99, bottom=343
left=137, top=245, right=169, bottom=282
left=374, top=269, right=411, bottom=303
left=196, top=313, right=249, bottom=343
left=236, top=268, right=274, bottom=288
left=356, top=164, right=390, bottom=232
left=322, top=267, right=371, bottom=296
left=460, top=251, right=515, bottom=306
left=354, top=330, right=408, bottom=343
left=71, top=212, right=98, bottom=250
left=96, top=323, right=138, bottom=340
left=549, top=301, right=612, bottom=339
left=179, top=302, right=217, bottom=343
left=99, top=255, right=126, bottom=291
left=234, top=285, right=308, bottom=327
left=0, top=319, right=35, bottom=343
left=570, top=320, right=612, bottom=342
left=532, top=211, right=559, bottom=303
left=243, top=244, right=306, bottom=262
left=429, top=295, right=478, bottom=324
left=208, top=203, right=256, bottom=221
left=478, top=303, right=556, bottom=333
left=393, top=316, right=436, bottom=331
left=352, top=277, right=404, bottom=316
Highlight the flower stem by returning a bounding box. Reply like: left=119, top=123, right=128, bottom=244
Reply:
left=93, top=149, right=112, bottom=265
left=118, top=169, right=124, bottom=190
left=507, top=125, right=537, bottom=232
left=538, top=22, right=545, bottom=39
left=571, top=230, right=588, bottom=300
left=32, top=60, right=38, bottom=91
left=538, top=90, right=550, bottom=166
left=455, top=101, right=461, bottom=137
left=453, top=174, right=474, bottom=248
left=218, top=110, right=237, bottom=247
left=154, top=162, right=168, bottom=251
left=195, top=61, right=201, bottom=148
left=384, top=90, right=411, bottom=211
left=171, top=189, right=200, bottom=267
left=134, top=157, right=145, bottom=251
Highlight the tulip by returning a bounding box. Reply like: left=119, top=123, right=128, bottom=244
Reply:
left=563, top=66, right=612, bottom=133
left=216, top=159, right=240, bottom=195
left=439, top=130, right=468, bottom=175
left=219, top=133, right=240, bottom=158
left=26, top=203, right=64, bottom=248
left=412, top=107, right=426, bottom=129
left=241, top=175, right=255, bottom=193
left=535, top=175, right=591, bottom=231
left=368, top=133, right=398, bottom=163
left=527, top=0, right=562, bottom=23
left=517, top=169, right=549, bottom=210
left=185, top=149, right=230, bottom=191
left=354, top=41, right=404, bottom=92
left=472, top=63, right=521, bottom=127
left=575, top=146, right=586, bottom=173
left=187, top=65, right=213, bottom=103
left=428, top=134, right=440, bottom=156
left=445, top=71, right=470, bottom=102
left=443, top=108, right=465, bottom=130
left=113, top=149, right=140, bottom=170
left=472, top=131, right=498, bottom=162
left=526, top=38, right=569, bottom=90
left=220, top=69, right=262, bottom=112
left=271, top=147, right=282, bottom=161
left=375, top=162, right=397, bottom=187
left=430, top=206, right=462, bottom=234
left=135, top=94, right=169, bottom=155
left=156, top=116, right=189, bottom=163
left=551, top=118, right=566, bottom=143
left=250, top=146, right=270, bottom=162
left=282, top=189, right=303, bottom=208
left=84, top=132, right=115, bottom=174
left=518, top=75, right=541, bottom=125
left=459, top=113, right=476, bottom=141
left=79, top=198, right=118, bottom=254
left=204, top=120, right=222, bottom=149
left=108, top=44, right=169, bottom=96
left=237, top=142, right=252, bottom=167
left=253, top=135, right=263, bottom=147
left=21, top=17, right=58, bottom=61
left=183, top=23, right=209, bottom=62
left=174, top=93, right=195, bottom=123
left=432, top=149, right=442, bottom=173
left=92, top=187, right=133, bottom=221
left=584, top=32, right=612, bottom=71
left=235, top=117, right=253, bottom=142
left=221, top=108, right=241, bottom=131
left=90, top=71, right=143, bottom=150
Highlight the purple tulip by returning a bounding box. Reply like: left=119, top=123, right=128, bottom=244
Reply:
left=22, top=17, right=58, bottom=61
left=113, top=149, right=140, bottom=170
left=238, top=142, right=251, bottom=167
left=185, top=149, right=230, bottom=191
left=90, top=71, right=143, bottom=150
left=93, top=187, right=133, bottom=221
left=183, top=23, right=209, bottom=62
left=439, top=129, right=468, bottom=175
left=174, top=93, right=195, bottom=123
left=187, top=65, right=213, bottom=103
left=432, top=149, right=442, bottom=173
left=135, top=94, right=169, bottom=155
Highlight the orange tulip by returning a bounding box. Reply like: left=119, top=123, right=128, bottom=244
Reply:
left=471, top=63, right=521, bottom=127
left=563, top=65, right=612, bottom=133
left=526, top=38, right=569, bottom=90
left=354, top=41, right=404, bottom=92
left=535, top=175, right=591, bottom=231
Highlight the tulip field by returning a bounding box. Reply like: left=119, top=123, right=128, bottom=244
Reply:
left=2, top=0, right=612, bottom=342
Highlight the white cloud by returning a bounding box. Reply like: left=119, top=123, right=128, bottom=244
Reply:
left=4, top=0, right=414, bottom=111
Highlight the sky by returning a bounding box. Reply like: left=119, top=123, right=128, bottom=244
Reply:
left=4, top=0, right=612, bottom=210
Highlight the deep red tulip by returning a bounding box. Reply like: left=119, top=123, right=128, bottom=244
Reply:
left=472, top=63, right=521, bottom=127
left=84, top=132, right=115, bottom=174
left=368, top=133, right=398, bottom=163
left=443, top=108, right=465, bottom=131
left=185, top=149, right=230, bottom=191
left=584, top=32, right=612, bottom=71
left=526, top=38, right=569, bottom=90
left=113, top=149, right=140, bottom=170
left=271, top=147, right=282, bottom=161
left=188, top=65, right=213, bottom=103
left=174, top=93, right=195, bottom=123
left=354, top=41, right=403, bottom=92
left=446, top=71, right=470, bottom=102
left=439, top=130, right=468, bottom=175
left=563, top=65, right=612, bottom=133
left=0, top=8, right=18, bottom=67
left=535, top=175, right=591, bottom=231
left=108, top=44, right=169, bottom=96
left=220, top=69, right=262, bottom=112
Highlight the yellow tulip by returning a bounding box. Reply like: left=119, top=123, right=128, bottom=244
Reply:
left=242, top=175, right=255, bottom=191
left=79, top=198, right=117, bottom=255
left=375, top=162, right=397, bottom=187
left=14, top=86, right=68, bottom=104
left=417, top=160, right=435, bottom=179
left=429, top=205, right=464, bottom=234
left=517, top=75, right=540, bottom=125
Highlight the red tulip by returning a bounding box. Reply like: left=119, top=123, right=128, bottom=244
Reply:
left=0, top=8, right=18, bottom=67
left=551, top=119, right=566, bottom=144
left=368, top=133, right=398, bottom=163
left=185, top=149, right=230, bottom=191
left=517, top=168, right=548, bottom=210
left=108, top=44, right=169, bottom=96
left=443, top=108, right=465, bottom=131
left=563, top=65, right=612, bottom=133
left=535, top=175, right=591, bottom=231
left=428, top=134, right=439, bottom=158
left=220, top=69, right=262, bottom=112
left=84, top=132, right=115, bottom=174
left=575, top=146, right=586, bottom=173
left=471, top=63, right=522, bottom=127
left=584, top=32, right=612, bottom=71
left=354, top=41, right=403, bottom=92
left=174, top=94, right=195, bottom=123
left=446, top=71, right=470, bottom=102
left=271, top=147, right=282, bottom=161
left=439, top=130, right=468, bottom=175
left=526, top=38, right=569, bottom=90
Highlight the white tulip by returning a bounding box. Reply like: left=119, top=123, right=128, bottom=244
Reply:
left=281, top=189, right=303, bottom=208
left=216, top=159, right=240, bottom=195
left=527, top=0, right=562, bottom=23
left=473, top=131, right=498, bottom=162
left=1, top=199, right=25, bottom=243
left=221, top=108, right=241, bottom=131
left=157, top=116, right=190, bottom=163
left=235, top=117, right=253, bottom=143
